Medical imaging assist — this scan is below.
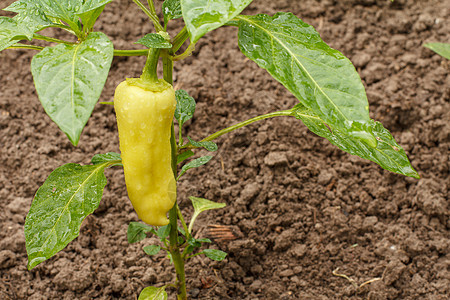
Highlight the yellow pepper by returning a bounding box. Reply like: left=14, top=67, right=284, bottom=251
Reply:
left=114, top=78, right=176, bottom=226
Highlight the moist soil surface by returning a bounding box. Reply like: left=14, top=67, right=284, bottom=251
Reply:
left=1, top=0, right=449, bottom=299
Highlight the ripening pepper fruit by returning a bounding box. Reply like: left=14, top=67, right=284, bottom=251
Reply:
left=114, top=78, right=177, bottom=226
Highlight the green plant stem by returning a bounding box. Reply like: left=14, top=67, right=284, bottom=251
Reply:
left=187, top=212, right=199, bottom=235
left=172, top=27, right=189, bottom=53
left=164, top=56, right=187, bottom=300
left=185, top=252, right=204, bottom=261
left=172, top=43, right=196, bottom=61
left=183, top=110, right=294, bottom=150
left=141, top=48, right=160, bottom=83
left=114, top=49, right=148, bottom=56
left=33, top=34, right=75, bottom=45
left=6, top=44, right=44, bottom=51
left=176, top=205, right=190, bottom=240
left=146, top=0, right=157, bottom=16
left=132, top=0, right=164, bottom=32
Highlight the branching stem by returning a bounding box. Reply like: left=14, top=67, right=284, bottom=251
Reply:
left=132, top=0, right=164, bottom=32
left=182, top=109, right=295, bottom=150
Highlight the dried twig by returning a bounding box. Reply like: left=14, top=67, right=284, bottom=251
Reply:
left=332, top=267, right=382, bottom=290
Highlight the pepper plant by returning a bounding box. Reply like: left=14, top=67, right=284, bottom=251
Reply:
left=0, top=0, right=419, bottom=299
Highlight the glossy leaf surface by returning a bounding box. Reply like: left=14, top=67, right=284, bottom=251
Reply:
left=177, top=156, right=212, bottom=179
left=238, top=13, right=372, bottom=135
left=163, top=0, right=182, bottom=24
left=78, top=5, right=106, bottom=32
left=0, top=16, right=33, bottom=51
left=175, top=89, right=196, bottom=126
left=91, top=152, right=122, bottom=165
left=136, top=33, right=172, bottom=49
left=181, top=0, right=253, bottom=42
left=4, top=0, right=54, bottom=32
left=292, top=104, right=419, bottom=178
left=25, top=161, right=114, bottom=270
left=139, top=286, right=168, bottom=300
left=31, top=32, right=114, bottom=145
left=187, top=137, right=218, bottom=152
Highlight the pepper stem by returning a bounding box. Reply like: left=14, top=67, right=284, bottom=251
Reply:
left=140, top=48, right=160, bottom=84
left=164, top=56, right=188, bottom=300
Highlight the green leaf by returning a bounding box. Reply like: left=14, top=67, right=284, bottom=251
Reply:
left=76, top=0, right=112, bottom=14
left=237, top=13, right=373, bottom=137
left=143, top=245, right=161, bottom=256
left=177, top=156, right=213, bottom=179
left=91, top=152, right=122, bottom=165
left=203, top=249, right=227, bottom=261
left=188, top=197, right=226, bottom=233
left=4, top=0, right=54, bottom=33
left=423, top=43, right=450, bottom=60
left=196, top=238, right=212, bottom=243
left=175, top=89, right=196, bottom=126
left=127, top=222, right=156, bottom=244
left=136, top=33, right=172, bottom=49
left=156, top=224, right=171, bottom=239
left=31, top=32, right=114, bottom=146
left=6, top=0, right=111, bottom=38
left=25, top=161, right=114, bottom=270
left=190, top=196, right=226, bottom=215
left=187, top=137, right=218, bottom=152
left=78, top=5, right=106, bottom=32
left=187, top=237, right=202, bottom=248
left=181, top=0, right=253, bottom=43
left=178, top=226, right=186, bottom=236
left=177, top=150, right=195, bottom=164
left=138, top=286, right=168, bottom=300
left=292, top=104, right=419, bottom=178
left=184, top=245, right=195, bottom=255
left=0, top=17, right=33, bottom=52
left=163, top=0, right=182, bottom=24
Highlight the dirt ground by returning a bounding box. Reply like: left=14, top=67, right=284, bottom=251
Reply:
left=1, top=0, right=449, bottom=299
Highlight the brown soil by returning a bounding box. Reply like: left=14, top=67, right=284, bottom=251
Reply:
left=1, top=0, right=449, bottom=299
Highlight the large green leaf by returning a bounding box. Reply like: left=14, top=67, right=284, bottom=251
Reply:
left=181, top=0, right=253, bottom=43
left=31, top=32, right=114, bottom=146
left=0, top=16, right=33, bottom=51
left=238, top=13, right=373, bottom=139
left=4, top=0, right=54, bottom=33
left=76, top=0, right=112, bottom=14
left=78, top=4, right=106, bottom=32
left=25, top=160, right=120, bottom=270
left=423, top=42, right=450, bottom=60
left=5, top=0, right=112, bottom=33
left=292, top=104, right=419, bottom=178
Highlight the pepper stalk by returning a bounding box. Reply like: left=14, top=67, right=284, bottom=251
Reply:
left=162, top=53, right=188, bottom=299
